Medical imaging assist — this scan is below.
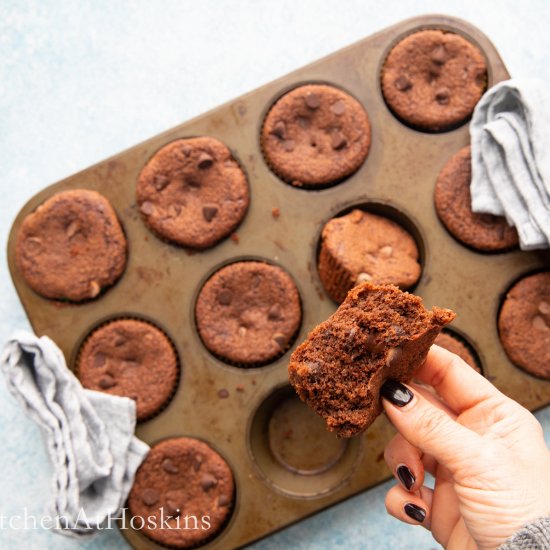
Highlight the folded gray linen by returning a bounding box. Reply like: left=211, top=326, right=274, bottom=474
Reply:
left=470, top=79, right=550, bottom=250
left=1, top=330, right=149, bottom=537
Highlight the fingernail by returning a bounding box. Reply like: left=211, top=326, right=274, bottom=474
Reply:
left=380, top=379, right=413, bottom=407
left=404, top=503, right=426, bottom=523
left=396, top=464, right=415, bottom=491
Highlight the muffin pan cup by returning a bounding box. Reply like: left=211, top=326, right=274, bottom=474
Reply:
left=7, top=15, right=550, bottom=550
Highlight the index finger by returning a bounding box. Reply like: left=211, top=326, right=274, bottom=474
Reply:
left=414, top=344, right=502, bottom=414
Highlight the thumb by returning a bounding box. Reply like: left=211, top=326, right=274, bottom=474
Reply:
left=381, top=379, right=484, bottom=476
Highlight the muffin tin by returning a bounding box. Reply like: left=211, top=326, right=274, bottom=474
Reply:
left=7, top=14, right=550, bottom=550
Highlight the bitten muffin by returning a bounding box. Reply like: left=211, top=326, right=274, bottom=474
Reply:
left=77, top=319, right=179, bottom=421
left=318, top=209, right=421, bottom=303
left=195, top=261, right=301, bottom=366
left=434, top=146, right=518, bottom=251
left=15, top=189, right=127, bottom=302
left=128, top=437, right=234, bottom=549
left=136, top=137, right=249, bottom=249
left=261, top=84, right=371, bottom=187
left=381, top=30, right=487, bottom=131
left=434, top=330, right=481, bottom=373
left=498, top=272, right=550, bottom=379
left=289, top=282, right=455, bottom=437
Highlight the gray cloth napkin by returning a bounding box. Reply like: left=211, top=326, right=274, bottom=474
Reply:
left=1, top=330, right=150, bottom=537
left=470, top=79, right=550, bottom=250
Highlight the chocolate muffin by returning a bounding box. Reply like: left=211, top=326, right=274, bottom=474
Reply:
left=434, top=330, right=481, bottom=373
left=289, top=282, right=454, bottom=437
left=498, top=272, right=550, bottom=379
left=15, top=189, right=127, bottom=302
left=136, top=137, right=249, bottom=249
left=318, top=209, right=421, bottom=303
left=195, top=261, right=301, bottom=366
left=435, top=146, right=518, bottom=251
left=77, top=319, right=179, bottom=421
left=381, top=30, right=487, bottom=131
left=128, top=437, right=234, bottom=549
left=261, top=84, right=371, bottom=187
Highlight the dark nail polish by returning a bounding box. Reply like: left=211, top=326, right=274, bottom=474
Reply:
left=380, top=379, right=413, bottom=407
left=404, top=503, right=426, bottom=523
left=397, top=465, right=415, bottom=491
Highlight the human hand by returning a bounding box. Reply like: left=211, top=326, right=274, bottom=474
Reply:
left=381, top=345, right=550, bottom=550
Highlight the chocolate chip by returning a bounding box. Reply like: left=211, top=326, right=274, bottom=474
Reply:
left=331, top=132, right=347, bottom=150
left=140, top=201, right=155, bottom=216
left=188, top=179, right=201, bottom=188
left=114, top=335, right=126, bottom=347
left=89, top=281, right=101, bottom=298
left=282, top=139, right=295, bottom=152
left=365, top=332, right=385, bottom=354
left=193, top=454, right=204, bottom=471
left=66, top=221, right=80, bottom=239
left=180, top=144, right=192, bottom=157
left=386, top=347, right=403, bottom=368
left=379, top=246, right=393, bottom=258
left=94, top=353, right=106, bottom=367
left=218, top=289, right=232, bottom=305
left=538, top=301, right=550, bottom=315
left=330, top=100, right=346, bottom=115
left=394, top=75, right=412, bottom=91
left=202, top=204, right=218, bottom=222
left=272, top=121, right=286, bottom=139
left=357, top=272, right=372, bottom=283
left=154, top=175, right=170, bottom=191
left=99, top=374, right=116, bottom=389
left=141, top=488, right=159, bottom=506
left=162, top=458, right=179, bottom=474
left=475, top=70, right=487, bottom=87
left=273, top=332, right=287, bottom=348
left=167, top=204, right=181, bottom=218
left=296, top=116, right=310, bottom=129
left=304, top=92, right=320, bottom=109
left=165, top=499, right=181, bottom=518
left=430, top=45, right=447, bottom=65
left=267, top=304, right=283, bottom=321
left=435, top=87, right=450, bottom=105
left=200, top=473, right=218, bottom=491
left=532, top=315, right=549, bottom=331
left=478, top=213, right=497, bottom=228
left=218, top=495, right=230, bottom=507
left=218, top=388, right=229, bottom=399
left=197, top=152, right=214, bottom=169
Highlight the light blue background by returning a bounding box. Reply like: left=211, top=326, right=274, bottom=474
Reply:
left=1, top=1, right=549, bottom=549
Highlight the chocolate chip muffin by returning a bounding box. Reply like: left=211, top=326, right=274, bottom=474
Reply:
left=128, top=437, right=234, bottom=548
left=15, top=189, right=127, bottom=302
left=136, top=137, right=249, bottom=249
left=318, top=209, right=421, bottom=303
left=434, top=146, right=518, bottom=251
left=261, top=84, right=371, bottom=187
left=382, top=30, right=487, bottom=131
left=498, top=272, right=550, bottom=379
left=289, top=282, right=455, bottom=437
left=434, top=330, right=481, bottom=373
left=77, top=319, right=179, bottom=421
left=195, top=261, right=302, bottom=366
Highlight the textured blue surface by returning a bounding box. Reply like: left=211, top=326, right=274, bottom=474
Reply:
left=1, top=1, right=549, bottom=549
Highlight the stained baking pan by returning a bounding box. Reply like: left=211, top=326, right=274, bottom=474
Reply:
left=7, top=14, right=550, bottom=550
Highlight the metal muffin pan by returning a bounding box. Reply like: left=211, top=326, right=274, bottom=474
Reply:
left=7, top=14, right=550, bottom=550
